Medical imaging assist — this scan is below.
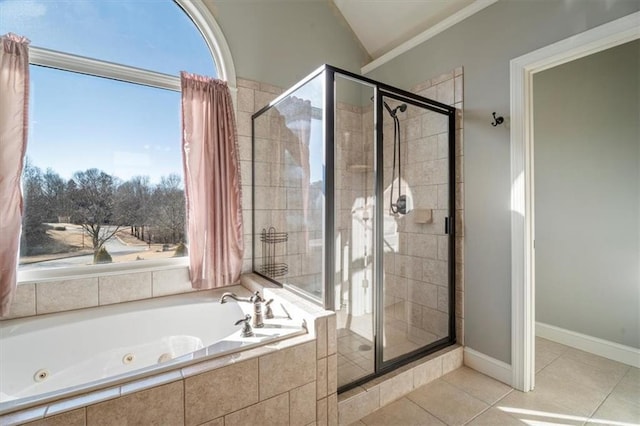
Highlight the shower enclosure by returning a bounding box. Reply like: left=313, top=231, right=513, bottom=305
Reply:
left=252, top=65, right=456, bottom=391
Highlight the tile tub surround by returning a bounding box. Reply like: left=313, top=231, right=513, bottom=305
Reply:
left=1, top=276, right=338, bottom=426
left=4, top=266, right=195, bottom=320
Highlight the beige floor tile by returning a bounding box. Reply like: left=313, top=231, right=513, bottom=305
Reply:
left=589, top=393, right=640, bottom=425
left=535, top=337, right=568, bottom=356
left=562, top=347, right=629, bottom=373
left=338, top=339, right=634, bottom=426
left=348, top=422, right=366, bottom=426
left=625, top=366, right=640, bottom=380
left=535, top=346, right=562, bottom=372
left=610, top=367, right=640, bottom=405
left=496, top=381, right=595, bottom=424
left=406, top=379, right=489, bottom=425
left=538, top=355, right=627, bottom=393
left=360, top=398, right=445, bottom=426
left=466, top=407, right=525, bottom=425
left=442, top=366, right=513, bottom=404
left=539, top=372, right=609, bottom=417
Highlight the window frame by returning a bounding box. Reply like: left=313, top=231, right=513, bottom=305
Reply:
left=16, top=0, right=236, bottom=284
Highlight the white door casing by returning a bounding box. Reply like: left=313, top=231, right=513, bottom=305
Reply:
left=509, top=11, right=640, bottom=392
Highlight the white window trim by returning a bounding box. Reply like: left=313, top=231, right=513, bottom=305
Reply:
left=18, top=258, right=189, bottom=284
left=177, top=0, right=237, bottom=90
left=27, top=0, right=238, bottom=95
left=17, top=0, right=237, bottom=284
left=29, top=46, right=183, bottom=91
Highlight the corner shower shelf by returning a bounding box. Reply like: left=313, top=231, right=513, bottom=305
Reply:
left=259, top=227, right=288, bottom=278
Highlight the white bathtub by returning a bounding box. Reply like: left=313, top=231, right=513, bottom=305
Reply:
left=0, top=286, right=305, bottom=414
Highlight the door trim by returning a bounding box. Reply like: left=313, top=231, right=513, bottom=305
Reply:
left=509, top=11, right=640, bottom=392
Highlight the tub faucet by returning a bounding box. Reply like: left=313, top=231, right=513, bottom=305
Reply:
left=220, top=292, right=252, bottom=304
left=220, top=291, right=267, bottom=328
left=235, top=314, right=254, bottom=338
left=249, top=291, right=265, bottom=328
left=264, top=299, right=275, bottom=319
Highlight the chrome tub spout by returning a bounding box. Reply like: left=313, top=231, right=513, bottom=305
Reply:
left=220, top=292, right=252, bottom=304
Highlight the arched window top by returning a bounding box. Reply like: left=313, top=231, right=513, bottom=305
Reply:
left=0, top=0, right=234, bottom=82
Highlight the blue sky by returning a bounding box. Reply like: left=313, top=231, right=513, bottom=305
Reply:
left=0, top=0, right=216, bottom=184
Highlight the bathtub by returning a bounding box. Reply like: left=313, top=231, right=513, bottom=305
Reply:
left=0, top=286, right=306, bottom=415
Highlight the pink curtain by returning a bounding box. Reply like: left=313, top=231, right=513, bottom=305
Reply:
left=181, top=72, right=243, bottom=289
left=0, top=33, right=30, bottom=317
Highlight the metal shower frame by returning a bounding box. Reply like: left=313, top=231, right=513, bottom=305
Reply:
left=251, top=64, right=457, bottom=391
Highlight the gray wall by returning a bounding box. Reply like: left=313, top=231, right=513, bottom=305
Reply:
left=534, top=41, right=640, bottom=349
left=365, top=0, right=640, bottom=363
left=207, top=0, right=370, bottom=89
left=206, top=0, right=640, bottom=363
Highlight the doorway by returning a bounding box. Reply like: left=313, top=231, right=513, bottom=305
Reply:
left=509, top=11, right=640, bottom=392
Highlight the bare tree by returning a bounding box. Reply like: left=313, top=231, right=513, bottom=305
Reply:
left=115, top=176, right=151, bottom=241
left=42, top=168, right=69, bottom=222
left=151, top=174, right=186, bottom=244
left=20, top=159, right=47, bottom=255
left=68, top=168, right=122, bottom=259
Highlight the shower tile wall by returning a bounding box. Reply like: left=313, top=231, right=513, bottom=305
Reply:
left=236, top=78, right=284, bottom=276
left=383, top=68, right=464, bottom=349
left=238, top=78, right=328, bottom=298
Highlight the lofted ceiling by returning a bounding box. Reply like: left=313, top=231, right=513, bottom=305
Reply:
left=331, top=0, right=485, bottom=61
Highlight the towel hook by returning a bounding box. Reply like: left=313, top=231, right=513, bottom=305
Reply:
left=491, top=112, right=504, bottom=127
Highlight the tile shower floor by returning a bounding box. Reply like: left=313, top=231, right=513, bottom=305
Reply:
left=348, top=338, right=640, bottom=425
left=338, top=327, right=437, bottom=388
left=338, top=328, right=375, bottom=387
left=337, top=314, right=442, bottom=388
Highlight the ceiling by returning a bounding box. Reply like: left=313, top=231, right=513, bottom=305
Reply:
left=331, top=0, right=478, bottom=60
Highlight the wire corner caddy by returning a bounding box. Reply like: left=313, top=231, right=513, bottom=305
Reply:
left=260, top=227, right=288, bottom=278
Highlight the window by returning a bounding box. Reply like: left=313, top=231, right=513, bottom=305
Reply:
left=0, top=0, right=225, bottom=276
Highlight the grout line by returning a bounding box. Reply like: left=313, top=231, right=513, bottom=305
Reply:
left=586, top=385, right=615, bottom=422
left=464, top=403, right=493, bottom=425
left=535, top=350, right=563, bottom=375
left=404, top=396, right=442, bottom=424
left=585, top=363, right=630, bottom=421
left=406, top=384, right=450, bottom=425
left=182, top=379, right=186, bottom=426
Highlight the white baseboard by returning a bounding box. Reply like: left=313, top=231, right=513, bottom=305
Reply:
left=536, top=322, right=640, bottom=368
left=463, top=347, right=513, bottom=386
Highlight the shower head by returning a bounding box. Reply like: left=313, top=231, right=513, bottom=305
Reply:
left=383, top=101, right=407, bottom=118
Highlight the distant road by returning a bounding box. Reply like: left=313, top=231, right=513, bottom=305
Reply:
left=19, top=226, right=148, bottom=271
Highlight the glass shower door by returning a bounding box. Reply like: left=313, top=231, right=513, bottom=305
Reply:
left=333, top=74, right=376, bottom=388
left=378, top=92, right=454, bottom=364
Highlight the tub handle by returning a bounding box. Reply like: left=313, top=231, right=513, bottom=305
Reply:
left=265, top=299, right=275, bottom=319
left=235, top=314, right=255, bottom=338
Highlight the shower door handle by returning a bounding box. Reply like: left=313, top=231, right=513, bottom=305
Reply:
left=444, top=216, right=452, bottom=235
